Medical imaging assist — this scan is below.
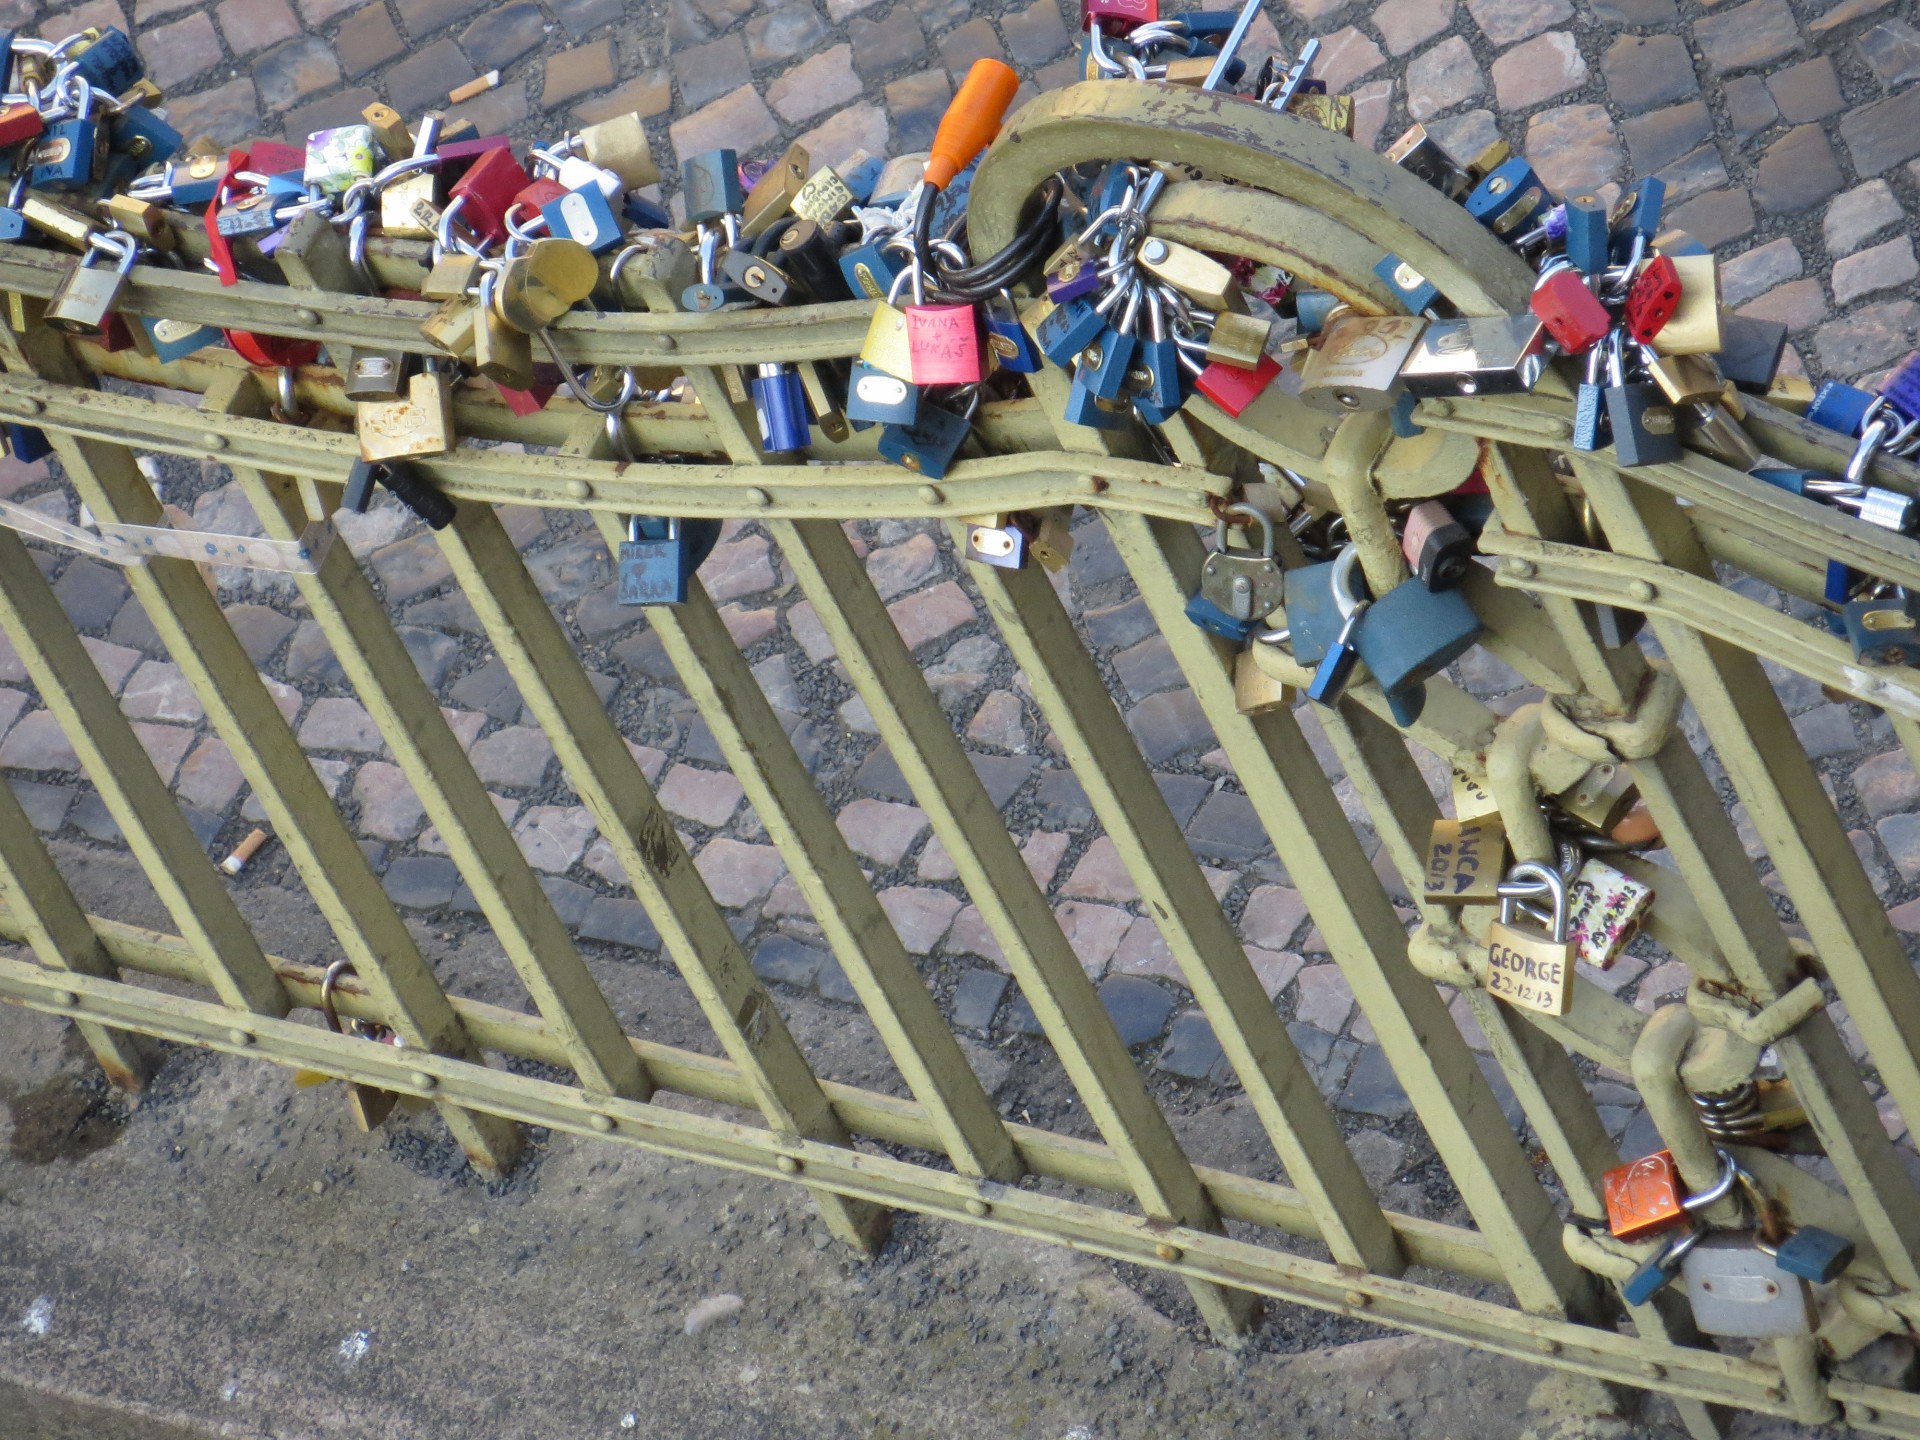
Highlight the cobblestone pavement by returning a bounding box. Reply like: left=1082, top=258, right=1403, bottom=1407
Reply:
left=3, top=0, right=1920, bottom=1262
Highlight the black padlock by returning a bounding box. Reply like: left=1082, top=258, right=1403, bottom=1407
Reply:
left=1603, top=329, right=1680, bottom=468
left=378, top=460, right=457, bottom=530
left=777, top=218, right=854, bottom=302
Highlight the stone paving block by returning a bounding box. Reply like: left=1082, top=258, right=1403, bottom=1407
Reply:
left=395, top=0, right=485, bottom=35
left=1591, top=0, right=1676, bottom=22
left=939, top=17, right=1006, bottom=75
left=131, top=723, right=196, bottom=787
left=849, top=5, right=927, bottom=82
left=218, top=0, right=300, bottom=55
left=796, top=99, right=891, bottom=170
left=1720, top=237, right=1802, bottom=308
left=1490, top=31, right=1586, bottom=112
left=471, top=724, right=558, bottom=790
left=887, top=581, right=974, bottom=651
left=1001, top=0, right=1068, bottom=66
left=1814, top=299, right=1917, bottom=378
left=386, top=39, right=474, bottom=117
left=1767, top=56, right=1844, bottom=123
left=1809, top=0, right=1895, bottom=36
left=1525, top=103, right=1625, bottom=195
left=1668, top=186, right=1755, bottom=250
left=144, top=13, right=223, bottom=90
left=257, top=34, right=343, bottom=112
left=1825, top=181, right=1904, bottom=257
left=1186, top=790, right=1266, bottom=863
left=1722, top=73, right=1779, bottom=145
left=1098, top=975, right=1175, bottom=1048
left=1833, top=237, right=1920, bottom=308
left=1839, top=75, right=1920, bottom=176
left=1694, top=0, right=1803, bottom=75
left=53, top=558, right=129, bottom=633
left=1853, top=749, right=1920, bottom=822
left=965, top=690, right=1027, bottom=752
left=1315, top=26, right=1385, bottom=94
left=1157, top=1009, right=1229, bottom=1084
left=0, top=712, right=79, bottom=773
left=1241, top=884, right=1308, bottom=950
left=1294, top=962, right=1355, bottom=1034
left=1083, top=595, right=1156, bottom=650
left=886, top=68, right=954, bottom=151
left=1658, top=148, right=1730, bottom=206
left=580, top=896, right=661, bottom=951
left=9, top=779, right=73, bottom=834
left=1858, top=20, right=1920, bottom=90
left=1463, top=0, right=1570, bottom=47
left=878, top=885, right=962, bottom=953
left=1125, top=689, right=1211, bottom=765
left=766, top=44, right=860, bottom=124
left=575, top=69, right=673, bottom=124
left=694, top=837, right=785, bottom=907
left=1373, top=0, right=1452, bottom=57
left=657, top=763, right=745, bottom=827
left=836, top=797, right=928, bottom=866
left=461, top=1, right=546, bottom=71
left=0, top=688, right=24, bottom=747
left=1337, top=1044, right=1412, bottom=1118
left=951, top=967, right=1008, bottom=1032
left=1602, top=34, right=1699, bottom=116
left=1737, top=278, right=1825, bottom=332
left=1413, top=34, right=1482, bottom=120
left=336, top=1, right=407, bottom=79
left=748, top=4, right=831, bottom=68
left=1753, top=124, right=1843, bottom=214
left=385, top=856, right=460, bottom=910
left=121, top=661, right=205, bottom=726
left=299, top=697, right=384, bottom=754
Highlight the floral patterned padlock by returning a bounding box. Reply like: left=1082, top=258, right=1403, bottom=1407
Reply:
left=1566, top=858, right=1654, bottom=970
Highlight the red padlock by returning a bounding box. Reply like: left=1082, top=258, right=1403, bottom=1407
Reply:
left=494, top=377, right=558, bottom=416
left=1529, top=268, right=1611, bottom=355
left=247, top=139, right=306, bottom=176
left=906, top=303, right=985, bottom=385
left=0, top=101, right=44, bottom=148
left=1601, top=1149, right=1687, bottom=1242
left=514, top=176, right=569, bottom=212
left=1086, top=0, right=1157, bottom=33
left=1195, top=353, right=1282, bottom=418
left=1624, top=253, right=1682, bottom=345
left=202, top=149, right=321, bottom=368
left=449, top=145, right=532, bottom=247
left=437, top=133, right=513, bottom=178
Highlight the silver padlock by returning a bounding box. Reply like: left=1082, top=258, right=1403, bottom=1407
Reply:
left=1680, top=1233, right=1816, bottom=1338
left=47, top=230, right=139, bottom=336
left=343, top=346, right=409, bottom=403
left=1398, top=315, right=1548, bottom=398
left=1200, top=501, right=1286, bottom=624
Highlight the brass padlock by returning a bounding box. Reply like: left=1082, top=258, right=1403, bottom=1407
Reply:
left=1138, top=236, right=1234, bottom=309
left=1641, top=348, right=1723, bottom=406
left=861, top=274, right=918, bottom=381
left=1422, top=815, right=1507, bottom=905
left=741, top=141, right=809, bottom=239
left=493, top=237, right=600, bottom=333
left=1286, top=91, right=1354, bottom=136
left=362, top=102, right=412, bottom=158
left=421, top=252, right=482, bottom=300
left=381, top=170, right=440, bottom=238
left=473, top=272, right=535, bottom=387
left=357, top=365, right=454, bottom=461
left=102, top=194, right=173, bottom=250
left=1485, top=861, right=1575, bottom=1016
left=1298, top=315, right=1426, bottom=413
left=1555, top=759, right=1638, bottom=833
left=21, top=191, right=97, bottom=250
left=1204, top=311, right=1274, bottom=369
left=1233, top=648, right=1295, bottom=715
left=420, top=292, right=481, bottom=361
left=791, top=165, right=854, bottom=226
left=47, top=232, right=139, bottom=336
left=1028, top=508, right=1075, bottom=573
left=574, top=111, right=659, bottom=190
left=1651, top=254, right=1721, bottom=356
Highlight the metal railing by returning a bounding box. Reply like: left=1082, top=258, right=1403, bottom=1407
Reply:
left=2, top=85, right=1919, bottom=1436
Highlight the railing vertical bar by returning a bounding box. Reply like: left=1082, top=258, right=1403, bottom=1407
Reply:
left=0, top=770, right=156, bottom=1089
left=953, top=524, right=1403, bottom=1276
left=1103, top=507, right=1595, bottom=1319
left=203, top=375, right=653, bottom=1107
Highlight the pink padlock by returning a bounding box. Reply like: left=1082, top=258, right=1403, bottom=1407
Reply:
left=1086, top=0, right=1156, bottom=34
left=906, top=303, right=985, bottom=385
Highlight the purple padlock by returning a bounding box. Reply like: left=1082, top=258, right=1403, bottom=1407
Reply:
left=1879, top=350, right=1920, bottom=422
left=1045, top=252, right=1102, bottom=304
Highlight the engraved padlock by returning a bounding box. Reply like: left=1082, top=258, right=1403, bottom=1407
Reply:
left=1297, top=315, right=1424, bottom=413
left=619, top=516, right=693, bottom=606
left=48, top=231, right=138, bottom=336
left=1485, top=860, right=1574, bottom=1016
left=1604, top=1146, right=1735, bottom=1244
left=1564, top=856, right=1654, bottom=969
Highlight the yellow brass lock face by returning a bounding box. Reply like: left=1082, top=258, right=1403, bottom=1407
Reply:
left=1138, top=236, right=1234, bottom=309
left=861, top=300, right=916, bottom=382
left=382, top=171, right=440, bottom=238
left=792, top=166, right=854, bottom=225
left=1651, top=253, right=1721, bottom=356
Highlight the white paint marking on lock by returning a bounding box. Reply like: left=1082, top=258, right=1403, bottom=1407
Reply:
left=21, top=1296, right=52, bottom=1335
left=0, top=497, right=333, bottom=575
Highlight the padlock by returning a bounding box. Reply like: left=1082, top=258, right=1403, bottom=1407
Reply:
left=1398, top=315, right=1548, bottom=397
left=1384, top=123, right=1472, bottom=200
left=1681, top=1235, right=1816, bottom=1338
left=1292, top=289, right=1342, bottom=336
left=1614, top=177, right=1666, bottom=261
left=1046, top=250, right=1103, bottom=304
left=1806, top=379, right=1876, bottom=437
left=983, top=292, right=1041, bottom=373
left=1464, top=157, right=1548, bottom=236
left=681, top=149, right=743, bottom=224
left=1205, top=310, right=1275, bottom=367
left=1194, top=352, right=1282, bottom=418
left=1086, top=0, right=1156, bottom=33
left=752, top=363, right=811, bottom=454
left=1843, top=590, right=1920, bottom=666
left=357, top=367, right=455, bottom=462
left=906, top=300, right=985, bottom=385
left=1717, top=314, right=1787, bottom=394
left=307, top=960, right=401, bottom=1132
left=31, top=118, right=102, bottom=190
left=5, top=424, right=52, bottom=464
left=574, top=111, right=660, bottom=190
left=0, top=102, right=42, bottom=150
left=1605, top=1147, right=1736, bottom=1245
left=1572, top=343, right=1609, bottom=453
left=47, top=232, right=138, bottom=337
left=472, top=291, right=536, bottom=389
left=845, top=360, right=919, bottom=426
left=1555, top=759, right=1638, bottom=834
left=1562, top=191, right=1609, bottom=274
left=1650, top=254, right=1719, bottom=355
left=1485, top=860, right=1574, bottom=1015
left=1078, top=327, right=1137, bottom=401
left=1603, top=330, right=1681, bottom=468
left=420, top=290, right=481, bottom=361
left=1285, top=91, right=1353, bottom=135
left=68, top=27, right=144, bottom=93
left=1062, top=378, right=1132, bottom=430
left=1637, top=347, right=1723, bottom=408
left=791, top=166, right=854, bottom=225
left=215, top=190, right=280, bottom=239
left=1140, top=237, right=1236, bottom=309
left=839, top=239, right=904, bottom=302
left=1769, top=1225, right=1856, bottom=1285
left=741, top=141, right=809, bottom=238
left=862, top=283, right=919, bottom=381
left=380, top=170, right=441, bottom=238
left=343, top=347, right=410, bottom=403
left=493, top=238, right=600, bottom=332
left=618, top=516, right=694, bottom=606
left=1298, top=315, right=1424, bottom=413
left=1028, top=509, right=1074, bottom=572
left=1681, top=396, right=1760, bottom=471
left=966, top=515, right=1031, bottom=570
left=1187, top=503, right=1285, bottom=640
left=1305, top=554, right=1372, bottom=708
left=371, top=458, right=456, bottom=529
left=543, top=185, right=623, bottom=253
left=1401, top=501, right=1473, bottom=589
left=1233, top=647, right=1295, bottom=715
left=1530, top=264, right=1610, bottom=355
left=1374, top=252, right=1438, bottom=315
left=1565, top=857, right=1654, bottom=969
left=1422, top=814, right=1507, bottom=905
left=448, top=146, right=531, bottom=246
left=515, top=174, right=571, bottom=214
left=1623, top=252, right=1682, bottom=345
left=104, top=107, right=181, bottom=188
left=549, top=153, right=624, bottom=200
left=777, top=220, right=854, bottom=302
left=1036, top=295, right=1106, bottom=369
left=303, top=124, right=376, bottom=196
left=1351, top=577, right=1481, bottom=726
left=1622, top=1225, right=1705, bottom=1306
left=141, top=314, right=220, bottom=362
left=878, top=400, right=971, bottom=479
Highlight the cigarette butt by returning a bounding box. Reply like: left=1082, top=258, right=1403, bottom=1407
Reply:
left=221, top=828, right=270, bottom=875
left=448, top=70, right=500, bottom=104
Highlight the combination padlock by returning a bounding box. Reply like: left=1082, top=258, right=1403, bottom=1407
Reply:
left=1185, top=503, right=1286, bottom=642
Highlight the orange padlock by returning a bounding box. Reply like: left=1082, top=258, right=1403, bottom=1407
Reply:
left=1602, top=1149, right=1686, bottom=1242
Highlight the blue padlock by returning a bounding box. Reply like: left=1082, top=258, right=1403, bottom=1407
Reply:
left=680, top=149, right=741, bottom=224
left=1805, top=381, right=1876, bottom=438
left=31, top=119, right=99, bottom=190
left=1562, top=192, right=1609, bottom=274
left=1388, top=389, right=1424, bottom=438
left=1622, top=1226, right=1702, bottom=1306
left=1750, top=467, right=1818, bottom=496
left=1353, top=578, right=1483, bottom=722
left=1843, top=592, right=1920, bottom=667
left=142, top=314, right=221, bottom=362
left=839, top=151, right=884, bottom=203
left=838, top=240, right=902, bottom=302
left=1615, top=177, right=1666, bottom=251
left=1770, top=1225, right=1857, bottom=1284
left=69, top=27, right=143, bottom=93
left=1036, top=297, right=1105, bottom=370
left=845, top=359, right=919, bottom=427
left=1140, top=334, right=1184, bottom=414
left=1062, top=373, right=1131, bottom=430
left=753, top=363, right=810, bottom=453
left=0, top=208, right=23, bottom=243
left=1465, top=157, right=1548, bottom=236
left=168, top=157, right=225, bottom=208
left=6, top=423, right=52, bottom=463
left=618, top=517, right=693, bottom=606
left=108, top=106, right=181, bottom=172
left=623, top=192, right=672, bottom=229
left=1294, top=289, right=1342, bottom=335
left=983, top=294, right=1041, bottom=373
left=1081, top=327, right=1136, bottom=401
left=879, top=401, right=971, bottom=479
left=544, top=184, right=622, bottom=252
left=1374, top=252, right=1438, bottom=314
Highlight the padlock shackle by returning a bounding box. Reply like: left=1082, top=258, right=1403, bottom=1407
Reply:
left=1497, top=860, right=1568, bottom=941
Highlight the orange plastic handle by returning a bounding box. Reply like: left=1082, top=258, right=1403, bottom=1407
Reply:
left=924, top=59, right=1020, bottom=191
